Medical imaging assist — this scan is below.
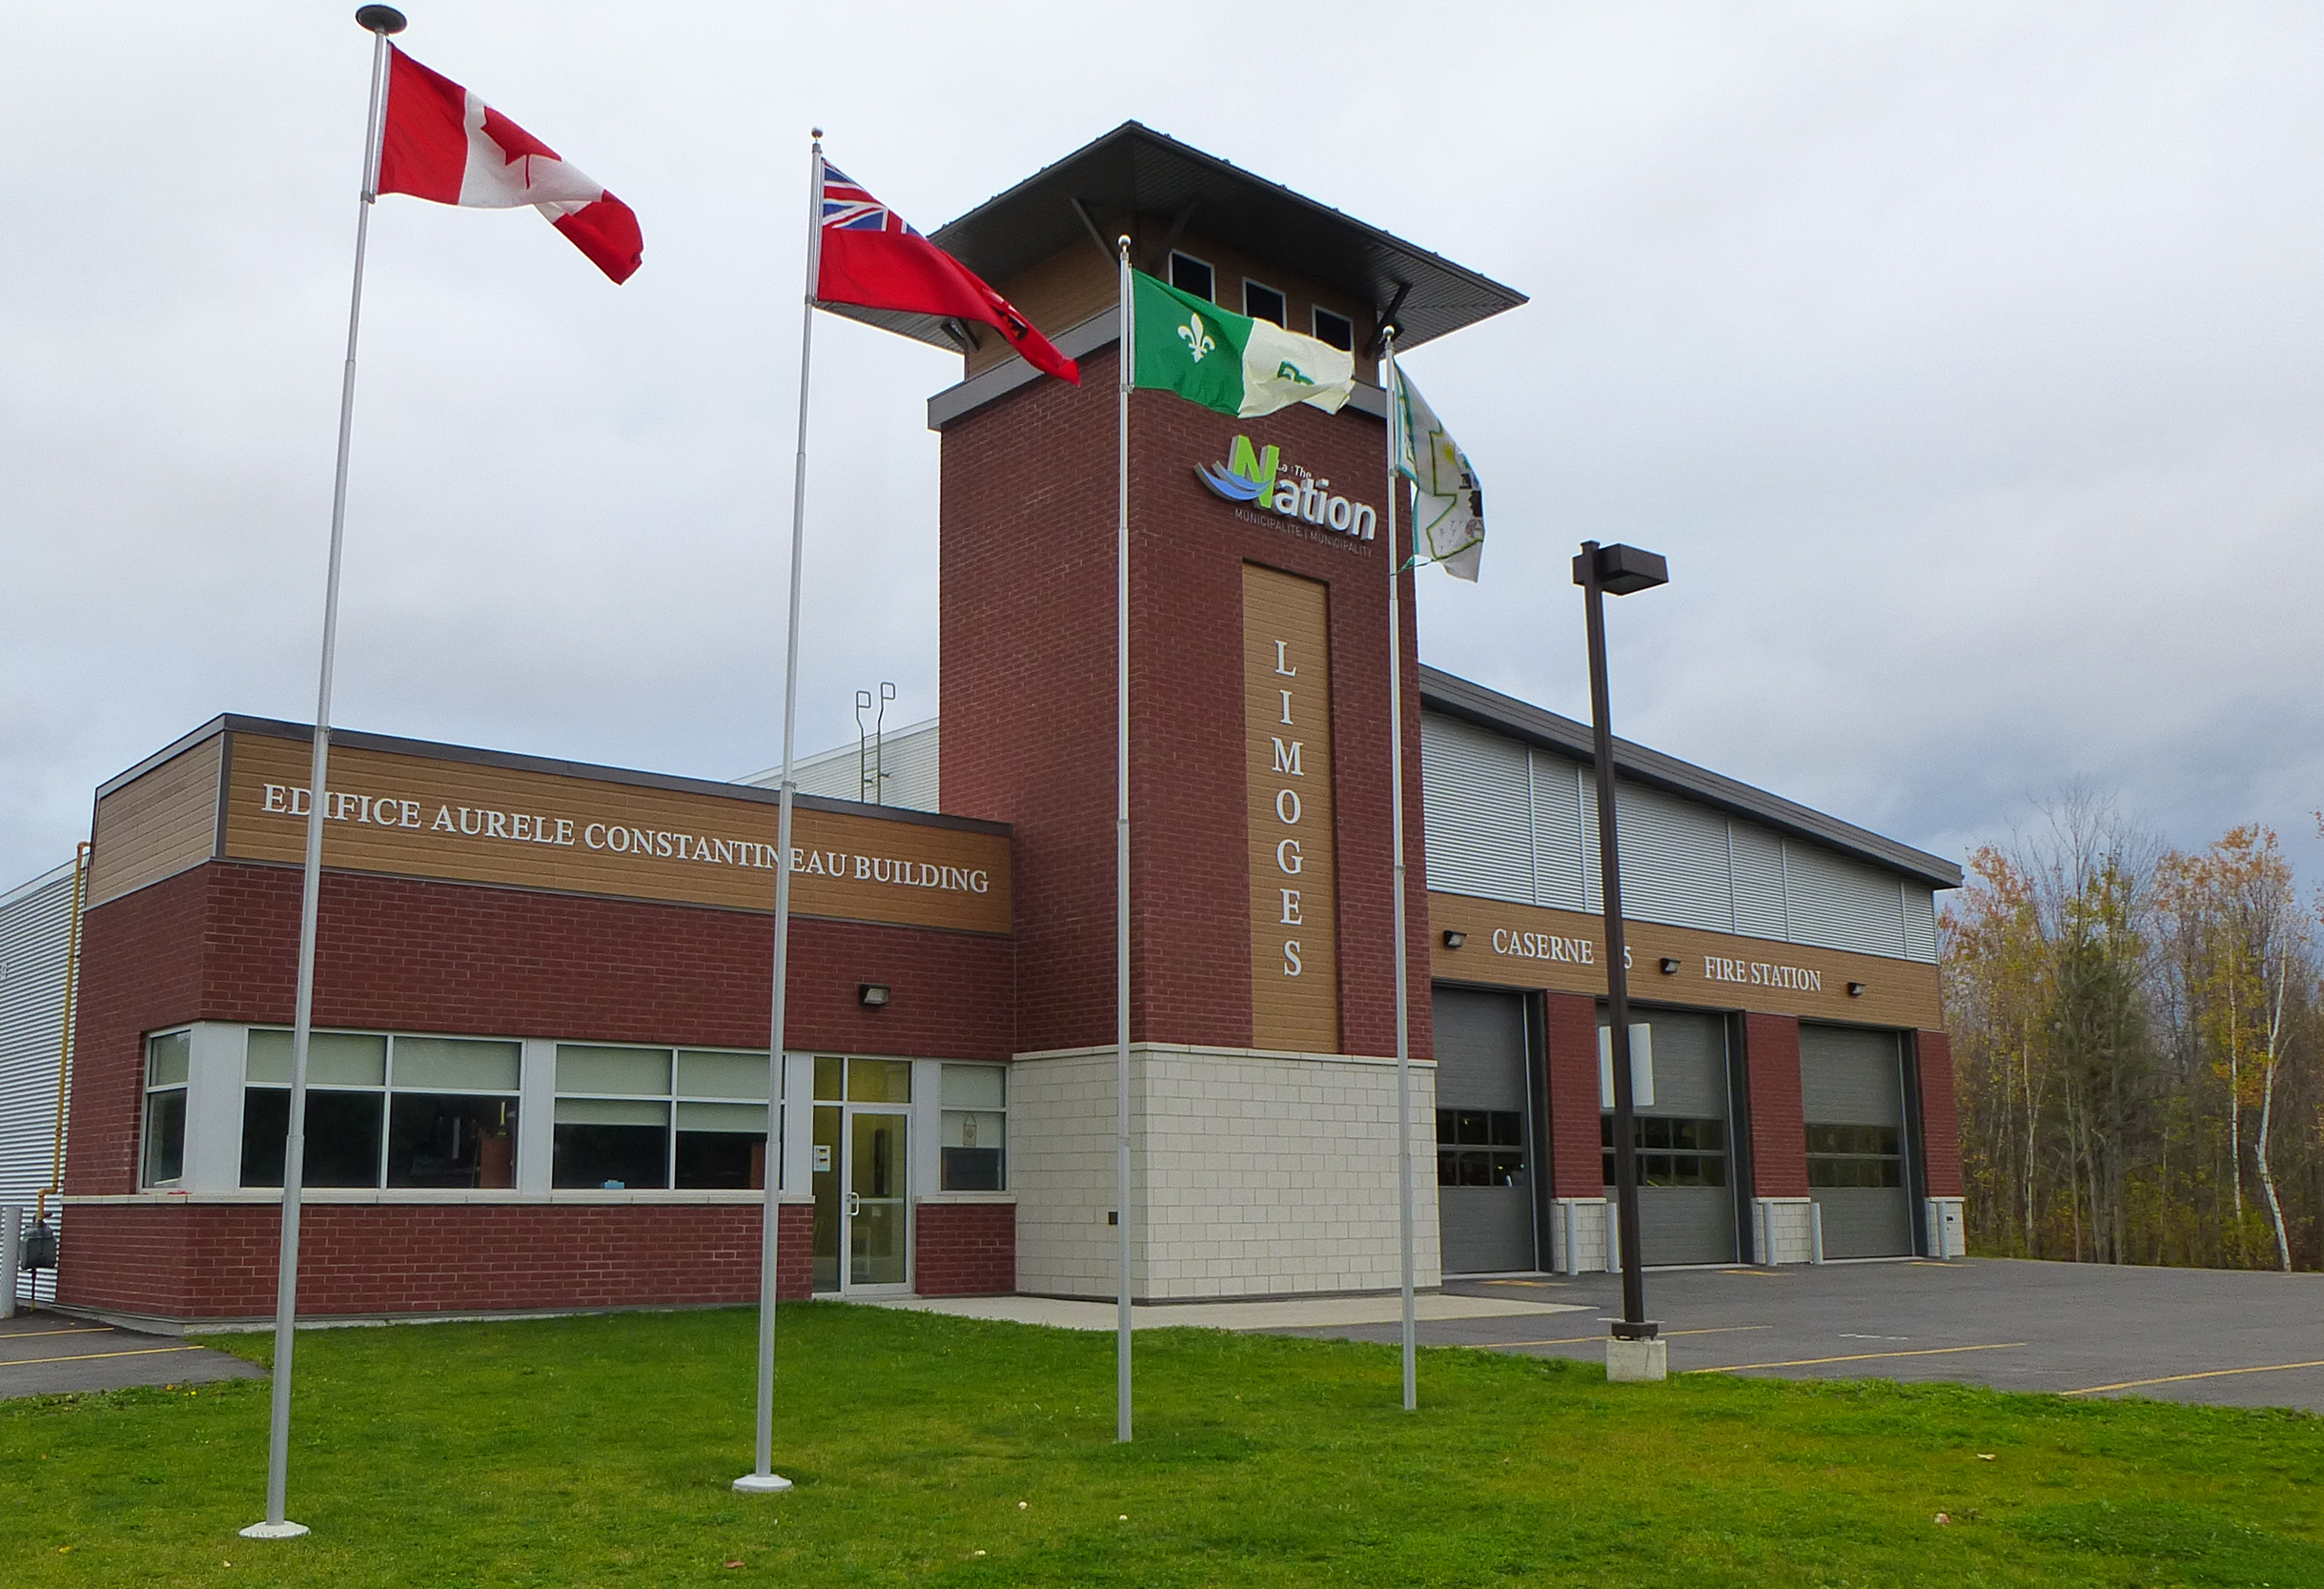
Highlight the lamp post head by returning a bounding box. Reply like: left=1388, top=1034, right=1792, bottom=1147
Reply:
left=1573, top=541, right=1669, bottom=597
left=355, top=5, right=407, bottom=33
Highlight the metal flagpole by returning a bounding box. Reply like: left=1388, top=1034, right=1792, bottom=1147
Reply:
left=736, top=129, right=826, bottom=1497
left=1114, top=235, right=1134, bottom=1444
left=243, top=3, right=404, bottom=1541
left=1383, top=333, right=1416, bottom=1412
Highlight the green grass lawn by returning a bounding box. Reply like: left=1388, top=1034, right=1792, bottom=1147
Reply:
left=4, top=1303, right=2321, bottom=1587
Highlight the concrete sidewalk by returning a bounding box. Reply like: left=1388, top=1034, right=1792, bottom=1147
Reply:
left=860, top=1290, right=1588, bottom=1334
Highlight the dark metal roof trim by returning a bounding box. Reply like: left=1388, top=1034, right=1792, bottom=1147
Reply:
left=1418, top=667, right=1964, bottom=889
left=926, top=306, right=1386, bottom=431
left=928, top=121, right=1527, bottom=353
left=99, top=715, right=1010, bottom=838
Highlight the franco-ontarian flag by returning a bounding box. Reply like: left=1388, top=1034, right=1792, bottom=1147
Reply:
left=1131, top=270, right=1356, bottom=418
left=1391, top=363, right=1486, bottom=581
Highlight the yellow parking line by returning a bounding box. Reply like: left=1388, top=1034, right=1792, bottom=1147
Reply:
left=0, top=1345, right=205, bottom=1369
left=2063, top=1359, right=2324, bottom=1396
left=1478, top=1325, right=1769, bottom=1350
left=0, top=1327, right=115, bottom=1340
left=1692, top=1342, right=2026, bottom=1373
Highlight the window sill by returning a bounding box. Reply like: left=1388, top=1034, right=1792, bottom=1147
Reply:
left=915, top=1191, right=1017, bottom=1205
left=67, top=1189, right=816, bottom=1207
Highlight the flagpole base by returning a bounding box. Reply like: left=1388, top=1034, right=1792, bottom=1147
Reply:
left=239, top=1520, right=311, bottom=1540
left=732, top=1472, right=793, bottom=1494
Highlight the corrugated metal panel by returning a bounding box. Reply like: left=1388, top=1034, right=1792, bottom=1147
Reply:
left=1799, top=1026, right=1904, bottom=1124
left=1419, top=712, right=1535, bottom=904
left=1614, top=784, right=1733, bottom=933
left=1904, top=885, right=1939, bottom=964
left=1729, top=821, right=1788, bottom=940
left=1784, top=842, right=1909, bottom=958
left=0, top=862, right=76, bottom=1305
left=755, top=719, right=940, bottom=812
left=1578, top=764, right=1602, bottom=914
left=1433, top=988, right=1527, bottom=1111
left=1528, top=750, right=1587, bottom=910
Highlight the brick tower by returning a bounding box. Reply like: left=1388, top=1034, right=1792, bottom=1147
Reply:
left=840, top=123, right=1523, bottom=1298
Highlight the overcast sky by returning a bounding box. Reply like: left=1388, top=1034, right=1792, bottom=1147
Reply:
left=7, top=2, right=2322, bottom=902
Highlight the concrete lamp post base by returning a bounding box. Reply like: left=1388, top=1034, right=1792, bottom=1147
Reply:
left=238, top=1520, right=312, bottom=1540
left=1606, top=1336, right=1669, bottom=1383
left=732, top=1473, right=794, bottom=1494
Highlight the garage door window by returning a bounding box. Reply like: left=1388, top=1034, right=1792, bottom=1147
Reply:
left=1437, top=1109, right=1527, bottom=1187
left=1601, top=1114, right=1727, bottom=1188
left=1806, top=1123, right=1902, bottom=1188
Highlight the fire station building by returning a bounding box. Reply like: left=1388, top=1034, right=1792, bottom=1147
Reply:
left=17, top=123, right=1964, bottom=1329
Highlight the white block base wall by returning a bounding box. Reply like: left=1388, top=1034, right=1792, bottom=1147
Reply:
left=1752, top=1196, right=1817, bottom=1265
left=1009, top=1044, right=1442, bottom=1301
left=1549, top=1197, right=1612, bottom=1273
left=1925, top=1196, right=1967, bottom=1258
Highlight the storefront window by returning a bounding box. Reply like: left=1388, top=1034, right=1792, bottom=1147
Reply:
left=552, top=1044, right=772, bottom=1190
left=142, top=1030, right=190, bottom=1187
left=240, top=1029, right=518, bottom=1190
left=939, top=1063, right=1005, bottom=1191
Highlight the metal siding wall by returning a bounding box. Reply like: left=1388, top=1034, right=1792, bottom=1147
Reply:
left=1782, top=842, right=1909, bottom=958
left=1904, top=885, right=1940, bottom=964
left=1528, top=750, right=1587, bottom=911
left=1615, top=785, right=1733, bottom=933
left=1728, top=822, right=1789, bottom=940
left=0, top=864, right=75, bottom=1304
left=1419, top=713, right=1535, bottom=904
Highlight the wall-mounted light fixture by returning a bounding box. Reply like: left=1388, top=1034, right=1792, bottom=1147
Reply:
left=1441, top=930, right=1466, bottom=949
left=1846, top=982, right=1866, bottom=998
left=1659, top=957, right=1681, bottom=976
left=859, top=983, right=891, bottom=1008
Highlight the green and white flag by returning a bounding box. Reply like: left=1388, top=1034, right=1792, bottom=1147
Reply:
left=1391, top=362, right=1485, bottom=581
left=1131, top=270, right=1356, bottom=418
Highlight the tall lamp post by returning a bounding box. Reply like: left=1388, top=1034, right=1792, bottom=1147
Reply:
left=1573, top=540, right=1669, bottom=1383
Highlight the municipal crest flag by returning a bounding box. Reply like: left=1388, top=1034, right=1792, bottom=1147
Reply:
left=1391, top=363, right=1485, bottom=581
left=1131, top=271, right=1356, bottom=418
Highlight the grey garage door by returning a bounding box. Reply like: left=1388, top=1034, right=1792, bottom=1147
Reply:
left=1433, top=988, right=1537, bottom=1273
left=1800, top=1025, right=1912, bottom=1257
left=1603, top=1009, right=1737, bottom=1266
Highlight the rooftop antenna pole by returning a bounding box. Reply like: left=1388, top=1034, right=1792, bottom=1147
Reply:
left=875, top=682, right=895, bottom=805
left=244, top=3, right=405, bottom=1540
left=855, top=689, right=873, bottom=803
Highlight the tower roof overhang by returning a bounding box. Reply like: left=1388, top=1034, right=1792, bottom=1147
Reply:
left=839, top=120, right=1527, bottom=357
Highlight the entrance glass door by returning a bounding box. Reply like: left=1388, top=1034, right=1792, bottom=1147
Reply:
left=809, top=1057, right=912, bottom=1294
left=848, top=1110, right=907, bottom=1288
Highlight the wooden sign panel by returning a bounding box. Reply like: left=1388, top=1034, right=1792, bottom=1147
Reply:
left=214, top=732, right=1011, bottom=935
left=1425, top=891, right=1941, bottom=1030
left=1244, top=564, right=1339, bottom=1052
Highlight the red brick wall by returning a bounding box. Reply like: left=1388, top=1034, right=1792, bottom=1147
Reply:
left=67, top=861, right=1016, bottom=1199
left=1541, top=992, right=1603, bottom=1197
left=912, top=1201, right=1015, bottom=1295
left=940, top=346, right=1430, bottom=1060
left=59, top=1200, right=814, bottom=1323
left=1916, top=1029, right=1964, bottom=1197
left=1742, top=1013, right=1809, bottom=1198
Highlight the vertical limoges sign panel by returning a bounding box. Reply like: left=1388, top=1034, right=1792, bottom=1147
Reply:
left=1244, top=563, right=1339, bottom=1052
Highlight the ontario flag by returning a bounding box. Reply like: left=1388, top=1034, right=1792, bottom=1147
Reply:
left=815, top=160, right=1077, bottom=383
left=376, top=47, right=642, bottom=284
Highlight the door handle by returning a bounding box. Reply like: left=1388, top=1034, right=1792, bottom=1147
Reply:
left=846, top=1192, right=862, bottom=1216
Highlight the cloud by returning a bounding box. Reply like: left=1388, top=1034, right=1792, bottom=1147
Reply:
left=6, top=1, right=2323, bottom=900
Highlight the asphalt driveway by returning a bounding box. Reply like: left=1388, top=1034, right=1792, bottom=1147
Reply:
left=0, top=1312, right=262, bottom=1399
left=1275, top=1257, right=2324, bottom=1411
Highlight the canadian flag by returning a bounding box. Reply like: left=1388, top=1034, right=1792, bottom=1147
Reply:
left=375, top=47, right=642, bottom=284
